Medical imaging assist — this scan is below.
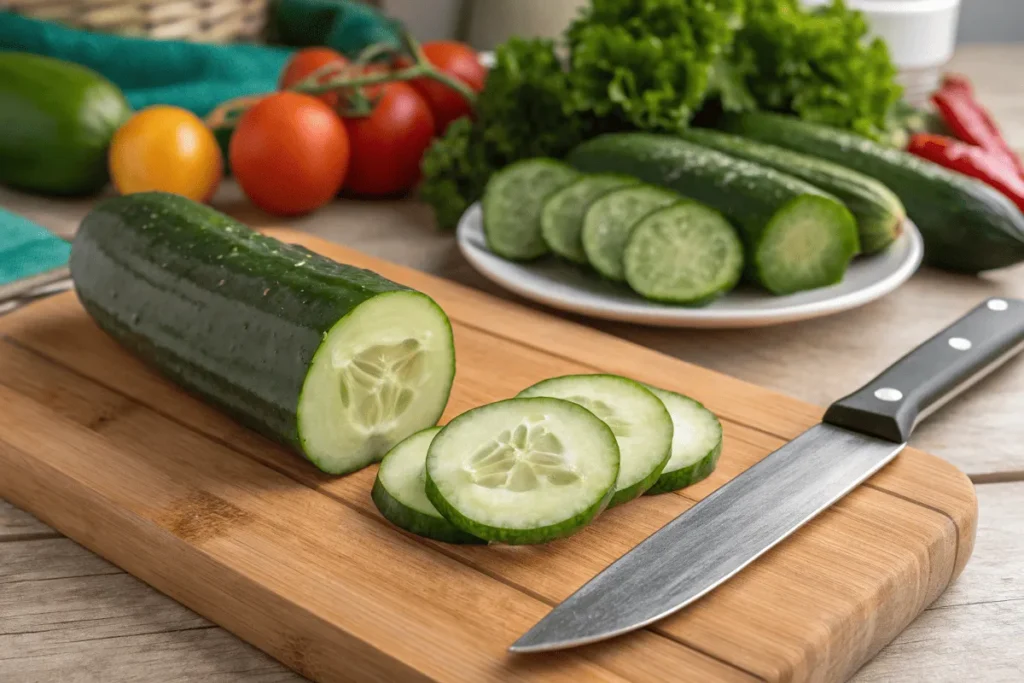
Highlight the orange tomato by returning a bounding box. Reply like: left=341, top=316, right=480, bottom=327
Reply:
left=279, top=47, right=349, bottom=109
left=108, top=105, right=223, bottom=202
left=229, top=92, right=350, bottom=216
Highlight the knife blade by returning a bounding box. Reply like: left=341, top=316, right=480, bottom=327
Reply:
left=511, top=297, right=1024, bottom=653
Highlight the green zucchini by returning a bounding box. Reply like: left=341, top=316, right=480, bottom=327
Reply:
left=623, top=202, right=744, bottom=305
left=541, top=174, right=637, bottom=264
left=425, top=397, right=620, bottom=544
left=678, top=128, right=905, bottom=254
left=0, top=53, right=131, bottom=196
left=482, top=159, right=579, bottom=260
left=372, top=427, right=483, bottom=544
left=567, top=133, right=860, bottom=295
left=70, top=192, right=456, bottom=475
left=518, top=374, right=672, bottom=507
left=719, top=112, right=1024, bottom=273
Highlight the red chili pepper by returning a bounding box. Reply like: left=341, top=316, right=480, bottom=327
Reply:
left=908, top=134, right=1024, bottom=212
left=932, top=77, right=1024, bottom=176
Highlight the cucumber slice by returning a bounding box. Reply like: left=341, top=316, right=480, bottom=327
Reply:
left=372, top=427, right=483, bottom=544
left=582, top=185, right=680, bottom=282
left=541, top=175, right=637, bottom=264
left=483, top=159, right=579, bottom=261
left=642, top=386, right=723, bottom=495
left=518, top=375, right=672, bottom=507
left=624, top=203, right=744, bottom=305
left=425, top=397, right=619, bottom=545
left=298, top=291, right=456, bottom=474
left=755, top=196, right=861, bottom=296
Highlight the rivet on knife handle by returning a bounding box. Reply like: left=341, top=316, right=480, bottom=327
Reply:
left=823, top=298, right=1024, bottom=443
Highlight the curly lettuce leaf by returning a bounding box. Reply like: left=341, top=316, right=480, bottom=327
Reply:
left=567, top=0, right=745, bottom=132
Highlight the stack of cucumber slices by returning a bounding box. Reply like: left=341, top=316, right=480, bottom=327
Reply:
left=373, top=373, right=723, bottom=545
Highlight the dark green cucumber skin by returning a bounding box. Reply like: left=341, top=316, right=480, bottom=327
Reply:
left=69, top=192, right=414, bottom=456
left=679, top=127, right=905, bottom=254
left=644, top=441, right=722, bottom=495
left=720, top=112, right=1024, bottom=272
left=567, top=133, right=853, bottom=279
left=371, top=478, right=484, bottom=545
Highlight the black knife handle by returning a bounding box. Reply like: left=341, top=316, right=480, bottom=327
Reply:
left=823, top=297, right=1024, bottom=443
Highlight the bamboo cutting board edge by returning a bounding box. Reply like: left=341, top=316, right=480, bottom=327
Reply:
left=0, top=229, right=978, bottom=683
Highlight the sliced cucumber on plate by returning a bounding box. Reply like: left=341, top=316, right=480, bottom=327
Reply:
left=624, top=203, right=744, bottom=305
left=581, top=185, right=680, bottom=282
left=373, top=427, right=484, bottom=544
left=541, top=174, right=637, bottom=264
left=518, top=375, right=673, bottom=507
left=426, top=397, right=619, bottom=545
left=482, top=159, right=579, bottom=261
left=643, top=386, right=723, bottom=495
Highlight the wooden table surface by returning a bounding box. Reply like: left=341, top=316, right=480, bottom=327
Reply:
left=2, top=45, right=1023, bottom=682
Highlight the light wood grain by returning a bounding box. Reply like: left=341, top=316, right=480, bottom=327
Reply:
left=0, top=500, right=57, bottom=542
left=0, top=230, right=977, bottom=683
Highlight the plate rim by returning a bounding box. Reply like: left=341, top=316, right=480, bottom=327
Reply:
left=456, top=202, right=924, bottom=328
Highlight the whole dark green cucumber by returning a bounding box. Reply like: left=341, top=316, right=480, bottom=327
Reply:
left=678, top=127, right=906, bottom=254
left=720, top=112, right=1024, bottom=273
left=567, top=133, right=860, bottom=296
left=0, top=53, right=131, bottom=196
left=70, top=192, right=456, bottom=475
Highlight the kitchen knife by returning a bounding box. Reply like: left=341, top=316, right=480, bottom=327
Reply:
left=511, top=297, right=1024, bottom=653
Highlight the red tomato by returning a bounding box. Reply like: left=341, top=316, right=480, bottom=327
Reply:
left=343, top=82, right=435, bottom=196
left=410, top=41, right=487, bottom=133
left=230, top=92, right=350, bottom=216
left=279, top=47, right=349, bottom=108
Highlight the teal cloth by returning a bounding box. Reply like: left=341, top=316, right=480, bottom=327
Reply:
left=0, top=4, right=402, bottom=118
left=0, top=208, right=71, bottom=286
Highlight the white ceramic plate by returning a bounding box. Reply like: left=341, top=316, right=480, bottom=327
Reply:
left=456, top=203, right=924, bottom=328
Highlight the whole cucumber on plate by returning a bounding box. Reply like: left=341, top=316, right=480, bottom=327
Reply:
left=678, top=127, right=905, bottom=255
left=0, top=53, right=131, bottom=196
left=482, top=159, right=579, bottom=260
left=70, top=192, right=456, bottom=475
left=567, top=133, right=860, bottom=296
left=719, top=112, right=1024, bottom=273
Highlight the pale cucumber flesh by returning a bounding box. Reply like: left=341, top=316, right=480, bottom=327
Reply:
left=298, top=291, right=455, bottom=475
left=541, top=175, right=637, bottom=264
left=372, top=427, right=482, bottom=543
left=425, top=397, right=619, bottom=544
left=643, top=386, right=723, bottom=495
left=518, top=374, right=672, bottom=507
left=483, top=159, right=579, bottom=261
left=624, top=203, right=744, bottom=305
left=582, top=185, right=681, bottom=282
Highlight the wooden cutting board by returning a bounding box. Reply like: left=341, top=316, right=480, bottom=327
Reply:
left=0, top=230, right=977, bottom=683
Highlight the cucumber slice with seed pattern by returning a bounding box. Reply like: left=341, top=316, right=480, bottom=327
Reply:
left=541, top=175, right=637, bottom=264
left=372, top=427, right=483, bottom=544
left=518, top=375, right=672, bottom=507
left=582, top=185, right=681, bottom=281
left=642, top=386, right=723, bottom=495
left=425, top=397, right=619, bottom=545
left=483, top=159, right=579, bottom=261
left=624, top=203, right=744, bottom=305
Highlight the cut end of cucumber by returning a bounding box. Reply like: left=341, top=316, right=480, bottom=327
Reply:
left=298, top=291, right=455, bottom=475
left=518, top=374, right=672, bottom=507
left=755, top=196, right=860, bottom=296
left=373, top=427, right=483, bottom=544
left=624, top=203, right=744, bottom=305
left=483, top=159, right=579, bottom=261
left=426, top=397, right=619, bottom=545
left=582, top=185, right=680, bottom=282
left=643, top=386, right=723, bottom=495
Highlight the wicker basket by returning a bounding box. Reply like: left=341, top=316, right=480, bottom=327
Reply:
left=4, top=0, right=270, bottom=43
